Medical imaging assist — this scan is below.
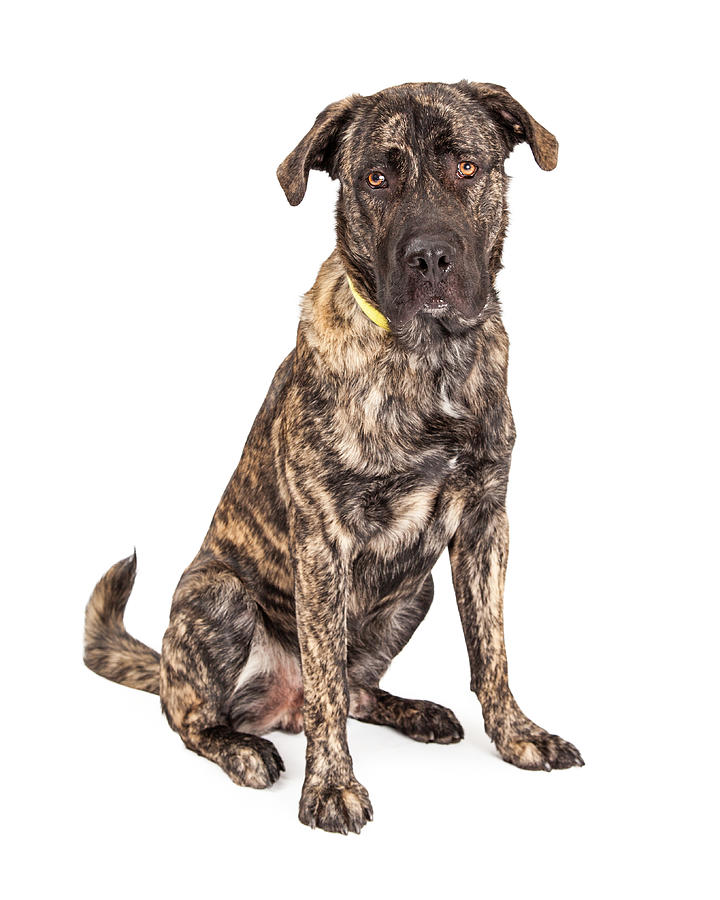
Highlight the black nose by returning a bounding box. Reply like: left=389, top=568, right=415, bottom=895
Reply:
left=404, top=235, right=455, bottom=288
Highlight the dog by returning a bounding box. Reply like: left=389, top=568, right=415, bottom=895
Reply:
left=84, top=80, right=583, bottom=835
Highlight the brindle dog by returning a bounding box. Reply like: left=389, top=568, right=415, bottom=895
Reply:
left=84, top=81, right=583, bottom=835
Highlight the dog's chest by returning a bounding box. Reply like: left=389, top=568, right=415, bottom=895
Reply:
left=340, top=456, right=464, bottom=543
left=329, top=370, right=478, bottom=472
left=343, top=462, right=465, bottom=610
left=323, top=368, right=484, bottom=550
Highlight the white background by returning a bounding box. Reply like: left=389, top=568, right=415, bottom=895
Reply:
left=2, top=1, right=718, bottom=897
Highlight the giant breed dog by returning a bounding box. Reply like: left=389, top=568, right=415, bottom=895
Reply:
left=84, top=81, right=583, bottom=834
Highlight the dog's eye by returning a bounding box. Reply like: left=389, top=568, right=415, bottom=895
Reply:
left=457, top=161, right=478, bottom=178
left=367, top=172, right=387, bottom=188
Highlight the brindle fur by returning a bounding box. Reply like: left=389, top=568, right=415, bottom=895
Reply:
left=84, top=81, right=583, bottom=835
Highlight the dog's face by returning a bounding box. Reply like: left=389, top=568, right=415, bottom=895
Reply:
left=278, top=82, right=557, bottom=339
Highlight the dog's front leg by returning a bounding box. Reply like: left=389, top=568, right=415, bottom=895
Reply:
left=448, top=459, right=584, bottom=771
left=291, top=511, right=373, bottom=834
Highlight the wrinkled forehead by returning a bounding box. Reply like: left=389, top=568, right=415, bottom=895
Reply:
left=342, top=84, right=503, bottom=166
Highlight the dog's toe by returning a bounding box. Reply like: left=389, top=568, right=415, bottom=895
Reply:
left=401, top=701, right=464, bottom=744
left=299, top=778, right=373, bottom=835
left=497, top=730, right=584, bottom=771
left=226, top=736, right=285, bottom=789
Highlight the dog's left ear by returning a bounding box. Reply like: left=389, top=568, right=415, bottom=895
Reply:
left=460, top=81, right=558, bottom=171
left=277, top=95, right=362, bottom=206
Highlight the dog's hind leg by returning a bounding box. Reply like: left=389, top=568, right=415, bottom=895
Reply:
left=160, top=566, right=285, bottom=788
left=348, top=575, right=464, bottom=744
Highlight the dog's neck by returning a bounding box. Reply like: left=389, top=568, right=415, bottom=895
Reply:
left=295, top=250, right=511, bottom=474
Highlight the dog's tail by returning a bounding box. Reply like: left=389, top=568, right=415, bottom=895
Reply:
left=83, top=551, right=160, bottom=694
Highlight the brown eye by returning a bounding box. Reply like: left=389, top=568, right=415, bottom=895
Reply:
left=367, top=171, right=387, bottom=188
left=457, top=160, right=478, bottom=178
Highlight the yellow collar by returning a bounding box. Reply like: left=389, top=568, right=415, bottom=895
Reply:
left=347, top=276, right=391, bottom=332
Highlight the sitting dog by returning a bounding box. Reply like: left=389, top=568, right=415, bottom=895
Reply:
left=84, top=80, right=583, bottom=835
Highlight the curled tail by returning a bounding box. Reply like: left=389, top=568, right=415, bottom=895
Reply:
left=83, top=551, right=160, bottom=694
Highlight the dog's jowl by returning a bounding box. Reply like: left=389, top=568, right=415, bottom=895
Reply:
left=84, top=81, right=584, bottom=835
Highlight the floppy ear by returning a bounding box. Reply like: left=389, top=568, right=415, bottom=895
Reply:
left=277, top=95, right=362, bottom=206
left=460, top=81, right=558, bottom=171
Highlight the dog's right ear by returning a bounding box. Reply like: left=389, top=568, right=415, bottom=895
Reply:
left=277, top=95, right=361, bottom=206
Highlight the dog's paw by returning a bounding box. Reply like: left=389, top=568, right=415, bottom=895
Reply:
left=226, top=736, right=285, bottom=789
left=496, top=729, right=584, bottom=771
left=399, top=700, right=464, bottom=744
left=299, top=778, right=373, bottom=834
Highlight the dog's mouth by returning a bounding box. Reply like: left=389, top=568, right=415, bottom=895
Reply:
left=387, top=283, right=465, bottom=327
left=421, top=296, right=450, bottom=317
left=380, top=257, right=490, bottom=330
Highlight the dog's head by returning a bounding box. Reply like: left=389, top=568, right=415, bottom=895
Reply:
left=277, top=82, right=557, bottom=339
